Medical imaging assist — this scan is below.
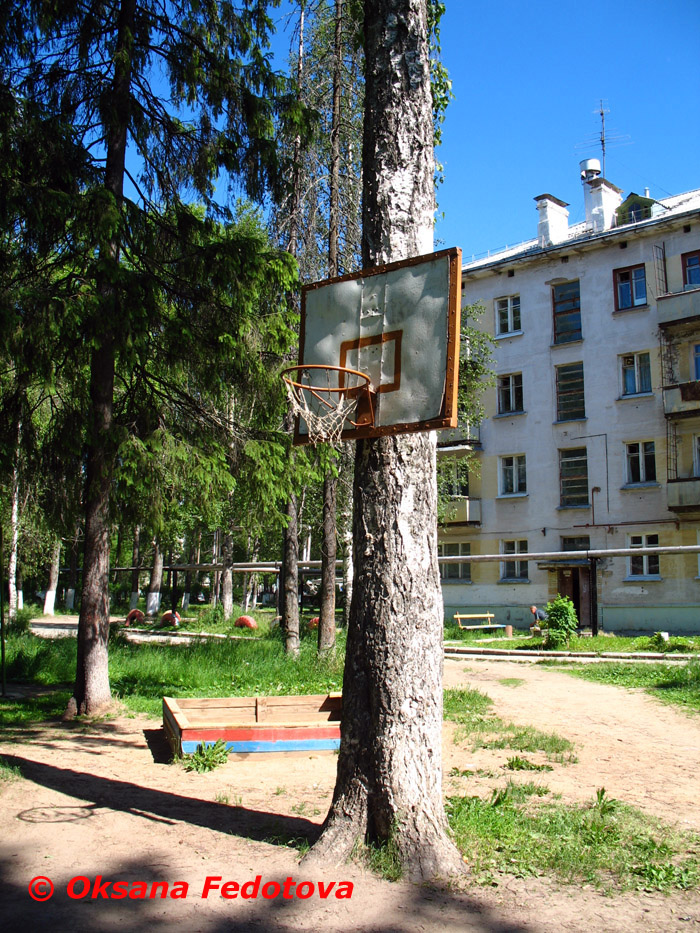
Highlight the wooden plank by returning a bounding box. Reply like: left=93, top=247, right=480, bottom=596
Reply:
left=176, top=697, right=256, bottom=712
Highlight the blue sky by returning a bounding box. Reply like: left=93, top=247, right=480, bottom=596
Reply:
left=270, top=0, right=700, bottom=263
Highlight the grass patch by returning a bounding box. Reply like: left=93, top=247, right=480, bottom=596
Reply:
left=499, top=677, right=525, bottom=687
left=0, top=690, right=72, bottom=728
left=506, top=755, right=553, bottom=773
left=560, top=659, right=700, bottom=714
left=3, top=629, right=345, bottom=718
left=444, top=688, right=576, bottom=761
left=447, top=787, right=700, bottom=891
left=0, top=755, right=22, bottom=787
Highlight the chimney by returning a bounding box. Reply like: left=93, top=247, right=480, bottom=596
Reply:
left=580, top=159, right=623, bottom=232
left=534, top=194, right=570, bottom=247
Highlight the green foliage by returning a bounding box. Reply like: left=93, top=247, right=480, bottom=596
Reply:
left=447, top=788, right=700, bottom=891
left=0, top=756, right=21, bottom=786
left=561, top=659, right=700, bottom=713
left=182, top=739, right=230, bottom=774
left=444, top=688, right=576, bottom=761
left=506, top=756, right=553, bottom=773
left=542, top=594, right=579, bottom=649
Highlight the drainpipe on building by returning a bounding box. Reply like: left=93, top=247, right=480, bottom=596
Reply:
left=589, top=556, right=599, bottom=636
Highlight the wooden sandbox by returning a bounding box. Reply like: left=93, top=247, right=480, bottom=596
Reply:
left=163, top=693, right=342, bottom=757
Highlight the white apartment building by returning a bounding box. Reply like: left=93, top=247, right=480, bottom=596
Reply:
left=440, top=160, right=700, bottom=633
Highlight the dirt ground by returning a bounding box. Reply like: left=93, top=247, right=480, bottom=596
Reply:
left=2, top=653, right=700, bottom=932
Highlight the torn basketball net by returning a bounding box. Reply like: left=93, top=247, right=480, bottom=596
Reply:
left=282, top=365, right=374, bottom=445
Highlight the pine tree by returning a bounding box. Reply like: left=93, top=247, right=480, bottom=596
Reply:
left=2, top=0, right=300, bottom=713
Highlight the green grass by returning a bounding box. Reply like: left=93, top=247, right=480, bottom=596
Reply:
left=558, top=659, right=700, bottom=714
left=447, top=786, right=700, bottom=891
left=444, top=625, right=700, bottom=656
left=444, top=687, right=576, bottom=761
left=0, top=754, right=22, bottom=787
left=3, top=628, right=345, bottom=719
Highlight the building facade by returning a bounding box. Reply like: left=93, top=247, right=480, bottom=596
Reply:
left=440, top=161, right=700, bottom=633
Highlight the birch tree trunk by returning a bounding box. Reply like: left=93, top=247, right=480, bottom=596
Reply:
left=306, top=0, right=463, bottom=882
left=130, top=526, right=141, bottom=611
left=43, top=540, right=61, bottom=616
left=146, top=542, right=163, bottom=616
left=7, top=425, right=20, bottom=621
left=221, top=532, right=234, bottom=619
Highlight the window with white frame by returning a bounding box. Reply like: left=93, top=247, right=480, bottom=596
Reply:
left=497, top=373, right=523, bottom=414
left=625, top=441, right=656, bottom=484
left=620, top=351, right=652, bottom=396
left=439, top=541, right=471, bottom=582
left=628, top=533, right=660, bottom=577
left=499, top=454, right=527, bottom=495
left=501, top=540, right=528, bottom=580
left=614, top=265, right=647, bottom=310
left=495, top=295, right=521, bottom=335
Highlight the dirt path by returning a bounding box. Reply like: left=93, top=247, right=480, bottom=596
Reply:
left=444, top=658, right=700, bottom=832
left=1, top=659, right=699, bottom=931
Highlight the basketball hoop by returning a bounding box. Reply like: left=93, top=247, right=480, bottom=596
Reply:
left=281, top=364, right=376, bottom=445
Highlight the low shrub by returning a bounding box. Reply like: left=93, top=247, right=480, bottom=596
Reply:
left=542, top=594, right=578, bottom=649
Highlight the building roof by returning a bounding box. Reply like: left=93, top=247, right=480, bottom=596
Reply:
left=462, top=186, right=700, bottom=275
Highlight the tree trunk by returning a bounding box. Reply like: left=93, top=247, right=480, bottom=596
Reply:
left=282, top=492, right=300, bottom=654
left=318, top=470, right=338, bottom=653
left=43, top=539, right=61, bottom=616
left=146, top=542, right=163, bottom=616
left=66, top=526, right=80, bottom=611
left=70, top=0, right=136, bottom=717
left=221, top=533, right=234, bottom=618
left=7, top=423, right=20, bottom=621
left=130, top=525, right=141, bottom=610
left=306, top=0, right=463, bottom=882
left=317, top=0, right=343, bottom=655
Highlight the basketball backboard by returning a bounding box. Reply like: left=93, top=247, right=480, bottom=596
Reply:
left=291, top=247, right=462, bottom=444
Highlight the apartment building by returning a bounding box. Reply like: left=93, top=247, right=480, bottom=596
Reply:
left=440, top=160, right=700, bottom=633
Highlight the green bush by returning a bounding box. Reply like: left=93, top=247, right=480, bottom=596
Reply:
left=543, top=594, right=578, bottom=649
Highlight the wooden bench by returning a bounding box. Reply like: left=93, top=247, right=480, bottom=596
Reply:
left=453, top=613, right=509, bottom=634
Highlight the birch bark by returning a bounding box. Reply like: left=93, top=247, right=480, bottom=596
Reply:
left=306, top=0, right=463, bottom=881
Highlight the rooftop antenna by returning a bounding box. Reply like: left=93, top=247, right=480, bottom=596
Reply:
left=598, top=99, right=610, bottom=177
left=575, top=100, right=631, bottom=176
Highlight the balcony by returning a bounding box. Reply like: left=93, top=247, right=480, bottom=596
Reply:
left=657, top=287, right=700, bottom=326
left=663, top=383, right=700, bottom=419
left=667, top=478, right=700, bottom=512
left=443, top=497, right=481, bottom=524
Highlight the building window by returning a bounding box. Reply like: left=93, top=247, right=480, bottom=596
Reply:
left=628, top=533, right=660, bottom=577
left=694, top=437, right=700, bottom=477
left=556, top=362, right=585, bottom=421
left=621, top=351, right=652, bottom=396
left=439, top=541, right=471, bottom=582
left=683, top=251, right=700, bottom=288
left=495, top=295, right=521, bottom=335
left=626, top=441, right=656, bottom=484
left=559, top=447, right=589, bottom=507
left=501, top=540, right=528, bottom=580
left=561, top=535, right=590, bottom=551
left=552, top=280, right=581, bottom=344
left=497, top=373, right=523, bottom=414
left=499, top=454, right=527, bottom=495
left=439, top=457, right=470, bottom=497
left=614, top=265, right=647, bottom=310
left=693, top=345, right=700, bottom=381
